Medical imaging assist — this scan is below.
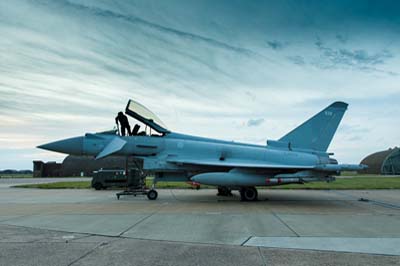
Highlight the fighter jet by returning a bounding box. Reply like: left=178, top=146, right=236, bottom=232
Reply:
left=38, top=99, right=366, bottom=201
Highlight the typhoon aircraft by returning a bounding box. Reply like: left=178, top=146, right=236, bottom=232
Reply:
left=38, top=99, right=367, bottom=201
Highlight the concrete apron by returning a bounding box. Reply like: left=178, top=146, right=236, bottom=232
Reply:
left=0, top=188, right=400, bottom=256
left=244, top=237, right=400, bottom=256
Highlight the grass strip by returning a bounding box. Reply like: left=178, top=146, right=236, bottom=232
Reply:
left=12, top=176, right=400, bottom=190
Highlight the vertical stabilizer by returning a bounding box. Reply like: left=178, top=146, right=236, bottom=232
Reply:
left=279, top=102, right=348, bottom=151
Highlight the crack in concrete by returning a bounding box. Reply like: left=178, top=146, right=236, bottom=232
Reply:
left=118, top=204, right=166, bottom=237
left=272, top=212, right=300, bottom=237
left=258, top=246, right=267, bottom=266
left=67, top=241, right=105, bottom=266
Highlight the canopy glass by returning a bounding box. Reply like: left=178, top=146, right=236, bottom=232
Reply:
left=125, top=99, right=169, bottom=134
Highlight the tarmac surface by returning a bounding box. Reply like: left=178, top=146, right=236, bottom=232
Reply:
left=1, top=178, right=400, bottom=265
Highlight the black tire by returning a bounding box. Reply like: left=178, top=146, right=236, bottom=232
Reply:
left=93, top=183, right=103, bottom=190
left=240, top=187, right=258, bottom=201
left=217, top=186, right=232, bottom=196
left=147, top=189, right=158, bottom=200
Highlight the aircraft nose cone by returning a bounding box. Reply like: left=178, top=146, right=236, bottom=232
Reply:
left=37, top=136, right=84, bottom=155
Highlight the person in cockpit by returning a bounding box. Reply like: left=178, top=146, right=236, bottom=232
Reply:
left=115, top=112, right=131, bottom=136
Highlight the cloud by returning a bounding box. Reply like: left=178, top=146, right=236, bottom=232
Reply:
left=330, top=49, right=392, bottom=66
left=347, top=135, right=362, bottom=142
left=287, top=55, right=306, bottom=65
left=245, top=91, right=257, bottom=102
left=0, top=0, right=399, bottom=169
left=337, top=124, right=370, bottom=134
left=312, top=37, right=395, bottom=73
left=247, top=118, right=264, bottom=127
left=58, top=0, right=264, bottom=59
left=266, top=40, right=287, bottom=50
left=335, top=34, right=348, bottom=44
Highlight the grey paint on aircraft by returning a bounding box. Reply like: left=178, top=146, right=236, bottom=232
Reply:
left=38, top=100, right=366, bottom=199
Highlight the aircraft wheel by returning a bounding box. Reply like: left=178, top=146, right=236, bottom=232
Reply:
left=240, top=187, right=258, bottom=201
left=147, top=189, right=158, bottom=200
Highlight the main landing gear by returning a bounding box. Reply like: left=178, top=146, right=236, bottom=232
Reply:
left=217, top=186, right=258, bottom=201
left=240, top=187, right=258, bottom=201
left=217, top=186, right=233, bottom=196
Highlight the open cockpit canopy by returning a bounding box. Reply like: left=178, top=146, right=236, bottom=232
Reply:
left=125, top=99, right=169, bottom=134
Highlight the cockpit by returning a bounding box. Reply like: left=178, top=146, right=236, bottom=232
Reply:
left=115, top=99, right=170, bottom=137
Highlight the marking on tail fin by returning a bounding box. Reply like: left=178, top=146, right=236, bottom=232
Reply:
left=279, top=101, right=348, bottom=152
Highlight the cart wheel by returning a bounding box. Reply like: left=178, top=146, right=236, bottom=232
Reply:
left=147, top=190, right=158, bottom=200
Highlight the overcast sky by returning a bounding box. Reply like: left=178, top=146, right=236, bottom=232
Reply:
left=1, top=0, right=399, bottom=169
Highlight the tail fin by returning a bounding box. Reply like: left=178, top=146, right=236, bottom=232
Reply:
left=279, top=102, right=348, bottom=152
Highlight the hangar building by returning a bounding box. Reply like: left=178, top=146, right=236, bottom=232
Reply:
left=34, top=156, right=139, bottom=177
left=360, top=147, right=400, bottom=175
left=61, top=155, right=127, bottom=176
left=33, top=161, right=62, bottom=177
